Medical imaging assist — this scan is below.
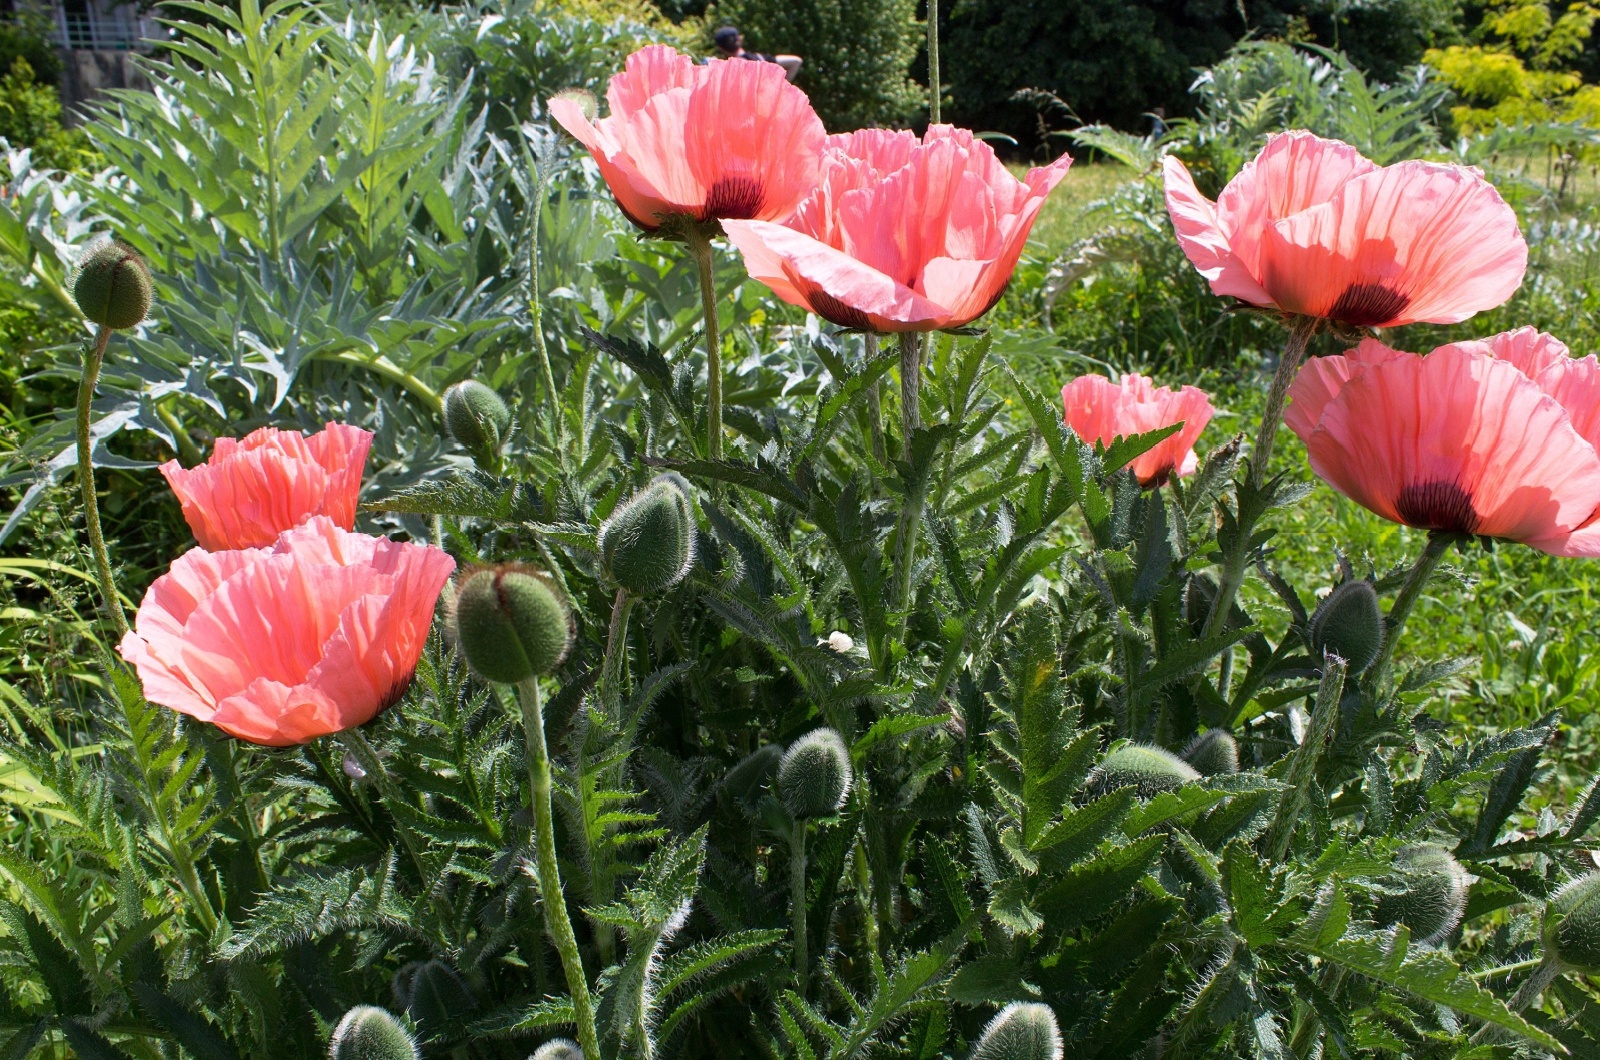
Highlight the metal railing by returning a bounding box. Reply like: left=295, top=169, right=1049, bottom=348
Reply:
left=48, top=0, right=162, bottom=51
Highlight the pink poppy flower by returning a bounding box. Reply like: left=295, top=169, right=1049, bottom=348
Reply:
left=118, top=517, right=456, bottom=746
left=1061, top=373, right=1215, bottom=487
left=720, top=125, right=1072, bottom=333
left=1286, top=332, right=1600, bottom=556
left=1164, top=132, right=1527, bottom=327
left=160, top=423, right=373, bottom=552
left=549, top=45, right=826, bottom=232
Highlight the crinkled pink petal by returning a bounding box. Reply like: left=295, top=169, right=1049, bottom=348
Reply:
left=722, top=219, right=951, bottom=331
left=160, top=423, right=374, bottom=551
left=1304, top=346, right=1600, bottom=546
left=1062, top=373, right=1214, bottom=487
left=117, top=516, right=455, bottom=746
left=1164, top=158, right=1275, bottom=306
left=1258, top=161, right=1526, bottom=326
left=1284, top=338, right=1411, bottom=441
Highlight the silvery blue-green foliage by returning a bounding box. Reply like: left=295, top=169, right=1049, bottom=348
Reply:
left=4, top=5, right=1600, bottom=1060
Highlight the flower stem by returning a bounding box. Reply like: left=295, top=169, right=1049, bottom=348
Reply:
left=926, top=0, right=941, bottom=124
left=517, top=676, right=601, bottom=1060
left=1469, top=959, right=1560, bottom=1044
left=527, top=157, right=561, bottom=435
left=791, top=818, right=809, bottom=992
left=601, top=588, right=634, bottom=721
left=864, top=334, right=887, bottom=465
left=77, top=325, right=128, bottom=639
left=1250, top=316, right=1317, bottom=488
left=892, top=333, right=926, bottom=652
left=1366, top=532, right=1453, bottom=690
left=688, top=230, right=723, bottom=462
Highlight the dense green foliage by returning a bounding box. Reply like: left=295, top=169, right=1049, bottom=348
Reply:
left=2, top=3, right=1600, bottom=1059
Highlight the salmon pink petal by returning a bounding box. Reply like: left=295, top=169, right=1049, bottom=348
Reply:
left=1062, top=373, right=1214, bottom=487
left=557, top=45, right=825, bottom=231
left=1538, top=354, right=1600, bottom=452
left=160, top=423, right=373, bottom=551
left=1164, top=155, right=1274, bottom=306
left=1259, top=161, right=1526, bottom=326
left=1303, top=347, right=1600, bottom=545
left=1473, top=326, right=1571, bottom=379
left=1212, top=133, right=1376, bottom=281
left=117, top=516, right=455, bottom=746
left=1284, top=338, right=1411, bottom=441
left=722, top=219, right=950, bottom=331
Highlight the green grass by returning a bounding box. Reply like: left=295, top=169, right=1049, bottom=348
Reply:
left=1014, top=159, right=1137, bottom=252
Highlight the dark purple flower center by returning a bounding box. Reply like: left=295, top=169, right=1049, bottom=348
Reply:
left=1328, top=283, right=1410, bottom=327
left=1395, top=479, right=1480, bottom=535
left=787, top=270, right=874, bottom=331
left=701, top=176, right=766, bottom=221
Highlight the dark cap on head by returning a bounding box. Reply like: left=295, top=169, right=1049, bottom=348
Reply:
left=713, top=26, right=740, bottom=50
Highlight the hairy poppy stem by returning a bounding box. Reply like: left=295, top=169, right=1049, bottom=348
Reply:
left=864, top=334, right=887, bottom=465
left=688, top=230, right=723, bottom=462
left=1250, top=316, right=1317, bottom=488
left=1366, top=532, right=1454, bottom=690
left=528, top=160, right=562, bottom=437
left=927, top=0, right=941, bottom=124
left=77, top=324, right=128, bottom=639
left=893, top=333, right=927, bottom=650
left=517, top=676, right=602, bottom=1060
left=790, top=817, right=809, bottom=991
left=1470, top=959, right=1559, bottom=1044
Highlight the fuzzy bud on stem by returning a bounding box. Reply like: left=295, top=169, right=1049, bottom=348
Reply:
left=453, top=568, right=572, bottom=684
left=1545, top=871, right=1600, bottom=973
left=73, top=239, right=152, bottom=330
left=1310, top=579, right=1385, bottom=675
left=1374, top=844, right=1469, bottom=945
left=328, top=1006, right=419, bottom=1060
left=1090, top=743, right=1201, bottom=798
left=1182, top=729, right=1239, bottom=776
left=444, top=381, right=512, bottom=472
left=599, top=475, right=695, bottom=595
left=778, top=728, right=853, bottom=819
left=531, top=1040, right=584, bottom=1060
left=970, top=1002, right=1064, bottom=1060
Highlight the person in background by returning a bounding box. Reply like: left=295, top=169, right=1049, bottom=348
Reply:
left=712, top=25, right=802, bottom=82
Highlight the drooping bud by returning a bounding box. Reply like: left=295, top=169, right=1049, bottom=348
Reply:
left=1373, top=844, right=1469, bottom=945
left=1310, top=580, right=1385, bottom=675
left=598, top=475, right=695, bottom=595
left=969, top=1002, right=1063, bottom=1060
left=1090, top=744, right=1200, bottom=798
left=443, top=381, right=512, bottom=472
left=1544, top=872, right=1600, bottom=973
left=1182, top=729, right=1239, bottom=776
left=328, top=1005, right=419, bottom=1060
left=453, top=568, right=571, bottom=684
left=778, top=728, right=853, bottom=819
left=393, top=959, right=473, bottom=1039
left=73, top=239, right=152, bottom=330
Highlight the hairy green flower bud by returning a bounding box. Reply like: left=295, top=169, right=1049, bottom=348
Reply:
left=599, top=476, right=695, bottom=595
left=328, top=1006, right=419, bottom=1060
left=443, top=381, right=511, bottom=471
left=1374, top=844, right=1469, bottom=945
left=969, top=1002, right=1063, bottom=1060
left=778, top=728, right=852, bottom=819
left=73, top=239, right=152, bottom=330
left=1545, top=872, right=1600, bottom=973
left=1091, top=744, right=1200, bottom=798
left=453, top=568, right=571, bottom=684
left=531, top=1041, right=583, bottom=1060
left=1182, top=729, right=1239, bottom=776
left=393, top=959, right=472, bottom=1039
left=1310, top=580, right=1385, bottom=675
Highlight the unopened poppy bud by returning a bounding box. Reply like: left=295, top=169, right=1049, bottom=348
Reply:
left=1182, top=729, right=1239, bottom=776
left=969, top=1002, right=1063, bottom=1060
left=778, top=727, right=852, bottom=819
left=1090, top=743, right=1200, bottom=798
left=1545, top=872, right=1600, bottom=973
left=73, top=239, right=152, bottom=330
left=443, top=381, right=512, bottom=471
left=453, top=568, right=571, bottom=684
left=599, top=475, right=695, bottom=595
left=328, top=1005, right=419, bottom=1060
left=1374, top=844, right=1469, bottom=945
left=393, top=959, right=472, bottom=1039
left=1310, top=580, right=1384, bottom=674
left=531, top=1041, right=583, bottom=1060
